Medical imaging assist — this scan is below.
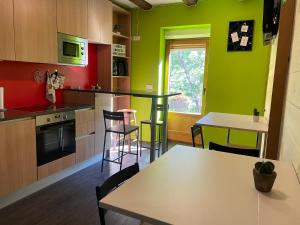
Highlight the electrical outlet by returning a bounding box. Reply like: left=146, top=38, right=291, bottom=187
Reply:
left=132, top=36, right=141, bottom=41
left=145, top=84, right=153, bottom=91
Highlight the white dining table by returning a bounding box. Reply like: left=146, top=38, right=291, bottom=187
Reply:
left=196, top=112, right=269, bottom=156
left=99, top=145, right=300, bottom=225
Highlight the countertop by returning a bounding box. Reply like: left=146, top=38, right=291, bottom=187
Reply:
left=65, top=88, right=181, bottom=98
left=0, top=104, right=94, bottom=123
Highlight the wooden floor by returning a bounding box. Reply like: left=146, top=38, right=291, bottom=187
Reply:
left=0, top=143, right=187, bottom=225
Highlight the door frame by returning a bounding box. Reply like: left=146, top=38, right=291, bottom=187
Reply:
left=164, top=38, right=210, bottom=143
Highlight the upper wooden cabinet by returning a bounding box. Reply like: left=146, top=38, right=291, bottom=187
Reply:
left=88, top=0, right=101, bottom=43
left=88, top=0, right=112, bottom=44
left=57, top=0, right=88, bottom=38
left=0, top=119, right=37, bottom=198
left=0, top=0, right=15, bottom=60
left=14, top=0, right=57, bottom=64
left=100, top=0, right=112, bottom=45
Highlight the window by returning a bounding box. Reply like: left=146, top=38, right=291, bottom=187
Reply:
left=167, top=39, right=208, bottom=114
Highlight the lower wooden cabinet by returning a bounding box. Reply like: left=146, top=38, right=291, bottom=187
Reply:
left=75, top=109, right=95, bottom=137
left=38, top=154, right=76, bottom=180
left=0, top=119, right=37, bottom=197
left=76, top=134, right=95, bottom=163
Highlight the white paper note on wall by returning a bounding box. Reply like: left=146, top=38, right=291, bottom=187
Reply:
left=241, top=25, right=249, bottom=33
left=240, top=36, right=249, bottom=47
left=231, top=32, right=239, bottom=43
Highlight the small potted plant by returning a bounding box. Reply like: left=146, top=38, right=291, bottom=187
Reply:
left=253, top=161, right=277, bottom=192
left=253, top=108, right=260, bottom=122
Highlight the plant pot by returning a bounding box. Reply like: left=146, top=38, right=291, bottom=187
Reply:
left=253, top=115, right=259, bottom=122
left=253, top=168, right=277, bottom=192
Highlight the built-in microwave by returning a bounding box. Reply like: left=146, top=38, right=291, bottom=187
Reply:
left=57, top=33, right=88, bottom=66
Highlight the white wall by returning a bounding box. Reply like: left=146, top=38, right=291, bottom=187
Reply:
left=279, top=0, right=300, bottom=179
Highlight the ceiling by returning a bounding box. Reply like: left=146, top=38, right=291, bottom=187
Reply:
left=113, top=0, right=183, bottom=8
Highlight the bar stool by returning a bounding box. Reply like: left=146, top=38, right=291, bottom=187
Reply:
left=101, top=110, right=139, bottom=172
left=116, top=109, right=137, bottom=152
left=140, top=104, right=164, bottom=157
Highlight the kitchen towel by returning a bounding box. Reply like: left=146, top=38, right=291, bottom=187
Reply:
left=46, top=74, right=56, bottom=104
left=0, top=87, right=4, bottom=110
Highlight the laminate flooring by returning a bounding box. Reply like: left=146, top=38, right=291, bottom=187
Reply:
left=0, top=143, right=189, bottom=225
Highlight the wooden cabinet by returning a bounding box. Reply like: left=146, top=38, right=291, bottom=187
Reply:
left=88, top=0, right=112, bottom=44
left=57, top=0, right=88, bottom=38
left=0, top=119, right=37, bottom=197
left=112, top=4, right=131, bottom=111
left=76, top=134, right=95, bottom=163
left=100, top=0, right=112, bottom=45
left=95, top=94, right=112, bottom=154
left=38, top=154, right=75, bottom=180
left=75, top=109, right=95, bottom=137
left=14, top=0, right=57, bottom=64
left=75, top=108, right=96, bottom=162
left=0, top=0, right=15, bottom=60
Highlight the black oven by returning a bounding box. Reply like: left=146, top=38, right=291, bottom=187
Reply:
left=36, top=111, right=75, bottom=166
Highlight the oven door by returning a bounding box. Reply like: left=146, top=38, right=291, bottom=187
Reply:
left=36, top=120, right=75, bottom=166
left=57, top=32, right=88, bottom=65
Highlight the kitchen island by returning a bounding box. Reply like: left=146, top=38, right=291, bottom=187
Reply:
left=65, top=88, right=181, bottom=162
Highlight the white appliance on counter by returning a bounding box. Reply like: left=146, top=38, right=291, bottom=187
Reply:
left=0, top=87, right=5, bottom=111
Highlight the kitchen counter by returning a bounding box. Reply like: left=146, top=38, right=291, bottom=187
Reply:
left=0, top=109, right=34, bottom=122
left=0, top=104, right=94, bottom=123
left=65, top=88, right=181, bottom=98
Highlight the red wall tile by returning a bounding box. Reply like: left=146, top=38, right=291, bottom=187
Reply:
left=0, top=44, right=97, bottom=108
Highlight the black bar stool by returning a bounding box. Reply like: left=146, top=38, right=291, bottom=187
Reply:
left=140, top=104, right=164, bottom=157
left=101, top=110, right=139, bottom=172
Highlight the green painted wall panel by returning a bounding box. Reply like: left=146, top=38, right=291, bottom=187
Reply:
left=130, top=0, right=271, bottom=146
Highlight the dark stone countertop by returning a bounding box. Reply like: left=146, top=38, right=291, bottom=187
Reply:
left=0, top=109, right=34, bottom=122
left=65, top=88, right=181, bottom=98
left=0, top=104, right=94, bottom=123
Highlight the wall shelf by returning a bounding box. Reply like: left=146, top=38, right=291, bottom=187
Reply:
left=112, top=4, right=131, bottom=111
left=113, top=32, right=130, bottom=39
left=112, top=54, right=130, bottom=59
left=112, top=76, right=130, bottom=78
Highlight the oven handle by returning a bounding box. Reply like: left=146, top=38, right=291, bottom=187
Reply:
left=37, top=120, right=75, bottom=132
left=59, top=126, right=64, bottom=152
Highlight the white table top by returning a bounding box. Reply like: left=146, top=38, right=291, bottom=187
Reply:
left=99, top=145, right=300, bottom=225
left=196, top=112, right=269, bottom=133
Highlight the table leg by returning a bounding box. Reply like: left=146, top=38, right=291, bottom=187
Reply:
left=257, top=132, right=263, bottom=158
left=150, top=98, right=157, bottom=163
left=262, top=133, right=268, bottom=159
left=227, top=129, right=231, bottom=145
left=162, top=97, right=169, bottom=155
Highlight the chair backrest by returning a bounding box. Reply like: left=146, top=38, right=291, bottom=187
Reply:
left=208, top=142, right=260, bottom=157
left=191, top=125, right=204, bottom=148
left=103, top=110, right=125, bottom=131
left=96, top=163, right=140, bottom=225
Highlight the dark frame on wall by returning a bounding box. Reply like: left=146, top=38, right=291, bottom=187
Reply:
left=227, top=20, right=254, bottom=51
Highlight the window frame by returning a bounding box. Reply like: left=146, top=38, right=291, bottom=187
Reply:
left=165, top=38, right=209, bottom=115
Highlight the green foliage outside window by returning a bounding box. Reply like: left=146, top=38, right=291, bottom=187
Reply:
left=168, top=48, right=206, bottom=114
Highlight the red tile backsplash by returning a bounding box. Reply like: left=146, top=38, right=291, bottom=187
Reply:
left=0, top=44, right=97, bottom=109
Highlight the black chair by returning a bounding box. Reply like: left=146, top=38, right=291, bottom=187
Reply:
left=191, top=125, right=204, bottom=148
left=140, top=104, right=165, bottom=157
left=96, top=163, right=140, bottom=225
left=101, top=110, right=139, bottom=172
left=208, top=142, right=260, bottom=157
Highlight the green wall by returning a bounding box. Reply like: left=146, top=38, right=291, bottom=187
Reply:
left=131, top=0, right=271, bottom=147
